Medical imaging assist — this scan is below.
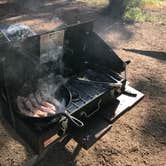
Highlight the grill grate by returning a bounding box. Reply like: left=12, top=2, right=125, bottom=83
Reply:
left=66, top=70, right=113, bottom=113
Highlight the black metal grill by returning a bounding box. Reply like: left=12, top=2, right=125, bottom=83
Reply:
left=67, top=79, right=108, bottom=113
left=0, top=21, right=129, bottom=153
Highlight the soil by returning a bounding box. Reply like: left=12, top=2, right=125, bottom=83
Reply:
left=0, top=1, right=166, bottom=166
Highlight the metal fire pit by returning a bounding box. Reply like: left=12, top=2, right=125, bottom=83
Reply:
left=0, top=21, right=144, bottom=162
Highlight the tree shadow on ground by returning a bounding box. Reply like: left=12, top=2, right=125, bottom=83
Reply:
left=34, top=143, right=82, bottom=166
left=0, top=0, right=96, bottom=31
left=133, top=78, right=166, bottom=146
left=123, top=49, right=166, bottom=61
left=0, top=1, right=25, bottom=19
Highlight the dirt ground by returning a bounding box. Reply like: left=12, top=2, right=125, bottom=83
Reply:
left=0, top=1, right=166, bottom=166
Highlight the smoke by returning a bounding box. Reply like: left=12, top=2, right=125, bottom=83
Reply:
left=94, top=16, right=133, bottom=48
left=0, top=24, right=66, bottom=100
left=38, top=74, right=67, bottom=97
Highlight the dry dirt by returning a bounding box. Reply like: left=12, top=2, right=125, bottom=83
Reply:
left=0, top=1, right=166, bottom=166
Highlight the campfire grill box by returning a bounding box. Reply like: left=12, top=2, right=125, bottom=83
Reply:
left=0, top=21, right=144, bottom=155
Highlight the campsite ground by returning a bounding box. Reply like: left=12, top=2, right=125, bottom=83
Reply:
left=0, top=0, right=165, bottom=165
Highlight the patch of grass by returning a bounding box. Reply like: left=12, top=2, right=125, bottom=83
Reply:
left=145, top=15, right=166, bottom=25
left=124, top=7, right=146, bottom=22
left=75, top=0, right=108, bottom=7
left=123, top=0, right=166, bottom=23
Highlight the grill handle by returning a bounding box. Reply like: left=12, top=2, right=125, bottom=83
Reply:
left=81, top=99, right=102, bottom=118
left=67, top=114, right=84, bottom=127
left=59, top=112, right=84, bottom=128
